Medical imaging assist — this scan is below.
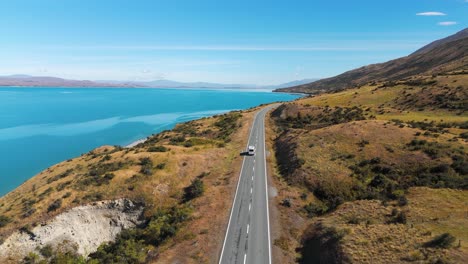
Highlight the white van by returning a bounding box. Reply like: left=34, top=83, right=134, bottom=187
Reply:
left=248, top=145, right=256, bottom=156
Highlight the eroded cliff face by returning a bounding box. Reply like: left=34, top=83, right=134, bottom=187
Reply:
left=0, top=199, right=144, bottom=261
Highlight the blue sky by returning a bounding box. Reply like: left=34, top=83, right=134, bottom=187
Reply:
left=0, top=0, right=466, bottom=85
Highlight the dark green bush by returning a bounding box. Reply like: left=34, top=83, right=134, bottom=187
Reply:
left=139, top=157, right=153, bottom=176
left=304, top=203, right=328, bottom=218
left=183, top=178, right=204, bottom=202
left=88, top=206, right=191, bottom=263
left=424, top=233, right=456, bottom=248
left=47, top=199, right=62, bottom=212
left=147, top=146, right=168, bottom=152
left=0, top=215, right=12, bottom=228
left=156, top=163, right=166, bottom=170
left=47, top=169, right=73, bottom=184
left=398, top=195, right=408, bottom=206
left=169, top=136, right=186, bottom=145
left=183, top=140, right=194, bottom=148
left=388, top=210, right=407, bottom=224
left=39, top=245, right=54, bottom=258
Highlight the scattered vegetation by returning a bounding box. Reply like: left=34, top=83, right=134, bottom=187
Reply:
left=0, top=215, right=11, bottom=228
left=214, top=112, right=242, bottom=142
left=88, top=206, right=191, bottom=263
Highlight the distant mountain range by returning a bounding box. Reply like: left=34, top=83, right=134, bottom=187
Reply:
left=276, top=28, right=468, bottom=94
left=0, top=74, right=318, bottom=90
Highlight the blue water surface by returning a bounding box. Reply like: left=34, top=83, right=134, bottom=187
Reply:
left=0, top=87, right=300, bottom=196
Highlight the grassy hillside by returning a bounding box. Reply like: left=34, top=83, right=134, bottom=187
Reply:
left=0, top=107, right=258, bottom=263
left=268, top=72, right=467, bottom=263
left=276, top=29, right=467, bottom=94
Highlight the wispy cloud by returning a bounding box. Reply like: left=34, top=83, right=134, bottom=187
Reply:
left=46, top=43, right=424, bottom=52
left=438, top=21, right=457, bottom=26
left=416, top=12, right=446, bottom=16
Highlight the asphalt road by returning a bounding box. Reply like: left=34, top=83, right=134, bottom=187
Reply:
left=219, top=105, right=277, bottom=264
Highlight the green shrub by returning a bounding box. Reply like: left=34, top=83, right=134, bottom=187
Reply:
left=88, top=206, right=191, bottom=263
left=47, top=169, right=73, bottom=184
left=183, top=178, right=204, bottom=202
left=304, top=203, right=328, bottom=218
left=424, top=233, right=456, bottom=248
left=139, top=157, right=153, bottom=176
left=388, top=210, right=407, bottom=224
left=169, top=136, right=186, bottom=145
left=0, top=215, right=12, bottom=228
left=89, top=235, right=147, bottom=264
left=183, top=140, right=194, bottom=148
left=82, top=192, right=103, bottom=202
left=47, top=199, right=62, bottom=212
left=156, top=163, right=166, bottom=170
left=38, top=187, right=54, bottom=200
left=147, top=146, right=168, bottom=152
left=39, top=245, right=54, bottom=258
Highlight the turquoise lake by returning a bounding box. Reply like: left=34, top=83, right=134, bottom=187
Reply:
left=0, top=87, right=300, bottom=196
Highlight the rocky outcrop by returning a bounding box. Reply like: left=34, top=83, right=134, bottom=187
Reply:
left=0, top=199, right=144, bottom=260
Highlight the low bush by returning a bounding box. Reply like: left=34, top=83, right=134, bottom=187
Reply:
left=424, top=233, right=456, bottom=248
left=47, top=199, right=62, bottom=212
left=155, top=163, right=166, bottom=170
left=183, top=178, right=204, bottom=202
left=0, top=215, right=12, bottom=228
left=169, top=136, right=186, bottom=145
left=88, top=206, right=191, bottom=263
left=47, top=169, right=73, bottom=184
left=147, top=146, right=168, bottom=152
left=304, top=202, right=328, bottom=218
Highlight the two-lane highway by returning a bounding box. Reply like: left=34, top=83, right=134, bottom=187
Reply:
left=219, top=105, right=277, bottom=264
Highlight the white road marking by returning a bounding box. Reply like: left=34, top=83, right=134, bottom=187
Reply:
left=252, top=175, right=254, bottom=181
left=247, top=224, right=250, bottom=234
left=250, top=187, right=253, bottom=194
left=253, top=167, right=255, bottom=172
left=249, top=203, right=251, bottom=211
left=244, top=253, right=247, bottom=264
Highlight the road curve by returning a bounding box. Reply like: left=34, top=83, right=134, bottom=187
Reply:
left=219, top=104, right=277, bottom=264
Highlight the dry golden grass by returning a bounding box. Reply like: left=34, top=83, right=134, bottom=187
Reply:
left=298, top=74, right=467, bottom=123
left=310, top=187, right=468, bottom=263
left=267, top=73, right=467, bottom=263
left=0, top=106, right=261, bottom=263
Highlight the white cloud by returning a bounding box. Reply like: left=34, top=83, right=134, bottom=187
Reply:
left=438, top=21, right=458, bottom=26
left=416, top=12, right=446, bottom=16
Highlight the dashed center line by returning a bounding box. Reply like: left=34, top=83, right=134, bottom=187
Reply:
left=250, top=187, right=253, bottom=194
left=247, top=224, right=250, bottom=234
left=249, top=203, right=251, bottom=211
left=243, top=253, right=247, bottom=264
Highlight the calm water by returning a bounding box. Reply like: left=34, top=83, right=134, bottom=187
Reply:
left=0, top=87, right=300, bottom=196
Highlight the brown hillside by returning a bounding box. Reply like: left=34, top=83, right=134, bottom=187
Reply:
left=267, top=72, right=467, bottom=263
left=276, top=29, right=468, bottom=94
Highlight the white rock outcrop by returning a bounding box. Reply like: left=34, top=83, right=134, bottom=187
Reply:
left=0, top=198, right=144, bottom=259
